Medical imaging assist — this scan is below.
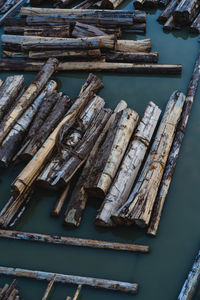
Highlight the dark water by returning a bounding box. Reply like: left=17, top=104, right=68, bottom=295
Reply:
left=0, top=2, right=200, bottom=300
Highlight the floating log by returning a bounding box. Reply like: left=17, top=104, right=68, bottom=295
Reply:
left=105, top=52, right=158, bottom=63
left=0, top=60, right=183, bottom=74
left=190, top=13, right=200, bottom=33
left=2, top=50, right=27, bottom=58
left=0, top=0, right=18, bottom=14
left=12, top=73, right=103, bottom=198
left=115, top=91, right=185, bottom=227
left=163, top=15, right=179, bottom=31
left=72, top=0, right=98, bottom=9
left=159, top=0, right=170, bottom=7
left=0, top=283, right=9, bottom=299
left=143, top=0, right=159, bottom=8
left=84, top=108, right=138, bottom=199
left=0, top=75, right=24, bottom=121
left=42, top=275, right=56, bottom=300
left=178, top=250, right=200, bottom=300
left=0, top=58, right=58, bottom=147
left=0, top=81, right=57, bottom=167
left=148, top=51, right=200, bottom=236
left=101, top=0, right=124, bottom=9
left=0, top=229, right=149, bottom=252
left=96, top=102, right=161, bottom=227
left=0, top=80, right=3, bottom=88
left=157, top=0, right=180, bottom=24
left=28, top=49, right=102, bottom=60
left=63, top=101, right=127, bottom=227
left=3, top=279, right=17, bottom=300
left=173, top=0, right=200, bottom=26
left=52, top=184, right=70, bottom=217
left=115, top=39, right=151, bottom=53
left=0, top=266, right=138, bottom=294
left=72, top=285, right=82, bottom=300
left=0, top=0, right=27, bottom=25
left=71, top=22, right=107, bottom=38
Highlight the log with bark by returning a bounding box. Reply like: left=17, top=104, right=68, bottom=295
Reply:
left=0, top=279, right=17, bottom=300
left=42, top=275, right=56, bottom=300
left=12, top=73, right=103, bottom=199
left=173, top=0, right=200, bottom=26
left=0, top=0, right=18, bottom=14
left=158, top=0, right=170, bottom=7
left=28, top=49, right=102, bottom=60
left=105, top=52, right=158, bottom=63
left=163, top=15, right=180, bottom=31
left=190, top=13, right=200, bottom=33
left=84, top=108, right=139, bottom=199
left=63, top=100, right=127, bottom=227
left=0, top=58, right=58, bottom=147
left=96, top=101, right=161, bottom=227
left=71, top=22, right=107, bottom=38
left=114, top=90, right=185, bottom=227
left=148, top=51, right=200, bottom=236
left=0, top=0, right=27, bottom=26
left=0, top=266, right=138, bottom=294
left=157, top=0, right=180, bottom=24
left=115, top=39, right=151, bottom=52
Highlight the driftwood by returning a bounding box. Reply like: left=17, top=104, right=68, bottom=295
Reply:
left=72, top=285, right=82, bottom=300
left=28, top=49, right=102, bottom=60
left=105, top=52, right=158, bottom=63
left=0, top=266, right=138, bottom=294
left=148, top=51, right=200, bottom=236
left=96, top=102, right=161, bottom=227
left=42, top=275, right=56, bottom=300
left=173, top=0, right=200, bottom=25
left=63, top=100, right=127, bottom=227
left=157, top=0, right=180, bottom=23
left=190, top=13, right=200, bottom=33
left=71, top=22, right=107, bottom=38
left=85, top=108, right=138, bottom=199
left=115, top=39, right=151, bottom=52
left=178, top=250, right=200, bottom=300
left=115, top=91, right=185, bottom=227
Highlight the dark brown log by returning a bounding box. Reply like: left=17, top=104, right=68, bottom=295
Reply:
left=105, top=51, right=158, bottom=63
left=190, top=13, right=200, bottom=33
left=158, top=0, right=170, bottom=7
left=143, top=0, right=159, bottom=8
left=101, top=0, right=124, bottom=9
left=147, top=51, right=200, bottom=236
left=28, top=49, right=102, bottom=60
left=157, top=0, right=180, bottom=24
left=173, top=0, right=200, bottom=26
left=163, top=15, right=181, bottom=31
left=72, top=0, right=98, bottom=9
left=0, top=0, right=27, bottom=25
left=3, top=17, right=26, bottom=26
left=71, top=22, right=107, bottom=38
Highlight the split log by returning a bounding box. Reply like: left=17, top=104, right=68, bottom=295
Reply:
left=28, top=49, right=102, bottom=60
left=84, top=108, right=139, bottom=199
left=178, top=249, right=200, bottom=300
left=96, top=102, right=161, bottom=227
left=12, top=73, right=103, bottom=198
left=105, top=52, right=158, bottom=63
left=0, top=58, right=58, bottom=147
left=0, top=266, right=138, bottom=294
left=72, top=285, right=82, bottom=300
left=63, top=100, right=127, bottom=227
left=190, top=13, right=200, bottom=33
left=115, top=39, right=151, bottom=52
left=115, top=91, right=185, bottom=227
left=71, top=22, right=107, bottom=38
left=101, top=0, right=124, bottom=9
left=42, top=275, right=56, bottom=300
left=0, top=75, right=24, bottom=121
left=0, top=60, right=182, bottom=74
left=0, top=0, right=27, bottom=25
left=157, top=0, right=180, bottom=24
left=52, top=184, right=70, bottom=217
left=148, top=51, right=200, bottom=236
left=173, top=0, right=200, bottom=26
left=0, top=229, right=149, bottom=252
left=0, top=81, right=57, bottom=167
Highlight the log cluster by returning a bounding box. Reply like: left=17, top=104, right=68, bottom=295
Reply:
left=0, top=279, right=21, bottom=300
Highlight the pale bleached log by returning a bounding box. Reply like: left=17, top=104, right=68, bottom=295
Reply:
left=85, top=108, right=139, bottom=199
left=0, top=284, right=9, bottom=299
left=115, top=90, right=185, bottom=227
left=28, top=49, right=101, bottom=60
left=0, top=75, right=24, bottom=121
left=173, top=0, right=200, bottom=25
left=0, top=58, right=58, bottom=147
left=96, top=101, right=161, bottom=227
left=178, top=250, right=200, bottom=300
left=0, top=266, right=138, bottom=294
left=115, top=39, right=151, bottom=53
left=52, top=184, right=70, bottom=217
left=2, top=279, right=17, bottom=300
left=72, top=285, right=82, bottom=300
left=42, top=275, right=56, bottom=300
left=0, top=80, right=3, bottom=88
left=72, top=0, right=98, bottom=9
left=64, top=101, right=126, bottom=227
left=148, top=51, right=200, bottom=236
left=12, top=73, right=103, bottom=199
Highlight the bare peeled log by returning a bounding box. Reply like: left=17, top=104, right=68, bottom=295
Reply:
left=173, top=0, right=200, bottom=26
left=0, top=266, right=138, bottom=294
left=96, top=101, right=161, bottom=227
left=115, top=90, right=185, bottom=227
left=28, top=49, right=102, bottom=60
left=52, top=184, right=70, bottom=217
left=115, top=39, right=151, bottom=53
left=85, top=108, right=139, bottom=199
left=42, top=275, right=56, bottom=300
left=148, top=51, right=200, bottom=236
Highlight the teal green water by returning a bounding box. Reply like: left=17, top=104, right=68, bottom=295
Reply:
left=0, top=3, right=200, bottom=299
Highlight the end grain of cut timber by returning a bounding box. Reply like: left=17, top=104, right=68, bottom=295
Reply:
left=115, top=39, right=152, bottom=53
left=157, top=0, right=180, bottom=24
left=143, top=0, right=159, bottom=8
left=173, top=0, right=200, bottom=26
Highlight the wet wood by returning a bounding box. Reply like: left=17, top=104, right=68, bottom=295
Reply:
left=115, top=39, right=151, bottom=52
left=190, top=13, right=200, bottom=33
left=159, top=0, right=170, bottom=7
left=178, top=250, right=200, bottom=300
left=157, top=0, right=180, bottom=23
left=105, top=52, right=158, bottom=63
left=71, top=22, right=107, bottom=38
left=12, top=73, right=103, bottom=198
left=0, top=266, right=139, bottom=294
left=52, top=184, right=70, bottom=217
left=63, top=101, right=126, bottom=227
left=163, top=15, right=180, bottom=31
left=96, top=102, right=161, bottom=227
left=148, top=51, right=200, bottom=236
left=42, top=275, right=56, bottom=300
left=29, top=49, right=102, bottom=60
left=85, top=108, right=139, bottom=199
left=173, top=0, right=200, bottom=26
left=101, top=0, right=124, bottom=9
left=72, top=285, right=82, bottom=300
left=0, top=229, right=150, bottom=252
left=0, top=58, right=58, bottom=147
left=115, top=91, right=185, bottom=227
left=143, top=0, right=159, bottom=8
left=72, top=0, right=98, bottom=9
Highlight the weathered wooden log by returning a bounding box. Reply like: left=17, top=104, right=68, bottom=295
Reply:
left=0, top=266, right=138, bottom=294
left=54, top=0, right=75, bottom=8
left=2, top=51, right=27, bottom=58
left=163, top=15, right=179, bottom=31
left=84, top=108, right=139, bottom=199
left=28, top=49, right=102, bottom=60
left=72, top=285, right=82, bottom=300
left=72, top=0, right=98, bottom=9
left=0, top=75, right=24, bottom=121
left=133, top=0, right=144, bottom=9
left=159, top=0, right=170, bottom=7
left=190, top=13, right=200, bottom=33
left=42, top=275, right=56, bottom=300
left=147, top=51, right=200, bottom=236
left=157, top=0, right=180, bottom=23
left=115, top=39, right=151, bottom=53
left=0, top=283, right=9, bottom=299
left=0, top=0, right=27, bottom=25
left=173, top=0, right=200, bottom=26
left=3, top=17, right=26, bottom=26
left=0, top=81, right=57, bottom=167
left=63, top=101, right=127, bottom=227
left=0, top=0, right=6, bottom=9
left=0, top=58, right=58, bottom=147
left=72, top=22, right=107, bottom=38
left=0, top=80, right=3, bottom=88
left=105, top=52, right=158, bottom=63
left=66, top=297, right=72, bottom=300
left=101, top=0, right=124, bottom=9
left=0, top=228, right=149, bottom=252
left=12, top=73, right=103, bottom=198
left=0, top=60, right=182, bottom=74
left=52, top=184, right=70, bottom=217
left=0, top=0, right=18, bottom=14
left=115, top=91, right=185, bottom=227
left=96, top=102, right=161, bottom=227
left=3, top=280, right=17, bottom=300
left=7, top=289, right=18, bottom=300
left=178, top=250, right=200, bottom=300
left=143, top=0, right=159, bottom=8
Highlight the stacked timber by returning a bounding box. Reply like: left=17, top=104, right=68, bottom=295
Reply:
left=0, top=279, right=21, bottom=299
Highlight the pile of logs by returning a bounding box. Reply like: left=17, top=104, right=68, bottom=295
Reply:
left=0, top=279, right=21, bottom=300
left=134, top=0, right=200, bottom=33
